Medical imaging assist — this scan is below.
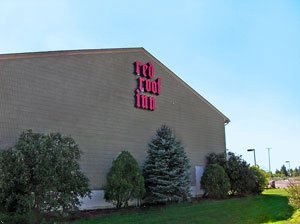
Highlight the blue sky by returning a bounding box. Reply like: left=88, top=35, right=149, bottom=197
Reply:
left=1, top=0, right=299, bottom=172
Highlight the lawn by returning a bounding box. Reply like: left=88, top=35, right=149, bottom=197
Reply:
left=73, top=189, right=300, bottom=224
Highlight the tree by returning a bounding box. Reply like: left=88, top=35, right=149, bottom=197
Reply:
left=0, top=130, right=91, bottom=220
left=104, top=151, right=145, bottom=208
left=226, top=152, right=256, bottom=195
left=0, top=149, right=31, bottom=214
left=286, top=181, right=300, bottom=209
left=206, top=152, right=256, bottom=196
left=201, top=164, right=230, bottom=199
left=280, top=165, right=289, bottom=177
left=250, top=166, right=269, bottom=194
left=143, top=125, right=191, bottom=204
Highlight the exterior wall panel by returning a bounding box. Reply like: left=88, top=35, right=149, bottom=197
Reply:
left=0, top=49, right=228, bottom=189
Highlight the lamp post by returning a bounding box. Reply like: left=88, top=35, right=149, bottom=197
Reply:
left=267, top=147, right=271, bottom=173
left=247, top=149, right=256, bottom=166
left=286, top=161, right=291, bottom=176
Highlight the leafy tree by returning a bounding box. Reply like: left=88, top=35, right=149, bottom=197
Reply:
left=250, top=166, right=269, bottom=194
left=201, top=164, right=230, bottom=199
left=104, top=151, right=145, bottom=208
left=0, top=130, right=91, bottom=220
left=0, top=149, right=32, bottom=214
left=292, top=167, right=300, bottom=177
left=286, top=181, right=300, bottom=209
left=206, top=152, right=227, bottom=168
left=143, top=125, right=191, bottom=204
left=206, top=152, right=256, bottom=196
left=226, top=152, right=256, bottom=195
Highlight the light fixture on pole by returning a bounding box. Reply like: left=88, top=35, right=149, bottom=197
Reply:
left=267, top=147, right=271, bottom=173
left=247, top=149, right=256, bottom=166
left=286, top=161, right=291, bottom=176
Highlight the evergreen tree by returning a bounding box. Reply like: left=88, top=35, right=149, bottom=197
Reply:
left=280, top=165, right=289, bottom=176
left=143, top=125, right=191, bottom=204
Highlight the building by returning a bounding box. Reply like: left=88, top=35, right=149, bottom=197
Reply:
left=0, top=48, right=230, bottom=208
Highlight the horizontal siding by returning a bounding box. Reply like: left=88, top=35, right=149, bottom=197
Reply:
left=0, top=51, right=226, bottom=188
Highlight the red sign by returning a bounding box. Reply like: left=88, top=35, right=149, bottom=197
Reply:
left=134, top=61, right=161, bottom=111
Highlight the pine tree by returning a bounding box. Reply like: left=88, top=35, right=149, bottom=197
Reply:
left=143, top=125, right=191, bottom=204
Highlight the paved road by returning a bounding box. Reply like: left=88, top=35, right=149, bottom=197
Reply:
left=271, top=180, right=300, bottom=188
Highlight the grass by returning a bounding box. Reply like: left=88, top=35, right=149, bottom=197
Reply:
left=73, top=189, right=300, bottom=224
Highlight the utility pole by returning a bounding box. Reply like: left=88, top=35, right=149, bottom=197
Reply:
left=266, top=147, right=271, bottom=173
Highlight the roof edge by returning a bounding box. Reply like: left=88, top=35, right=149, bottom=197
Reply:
left=0, top=47, right=144, bottom=60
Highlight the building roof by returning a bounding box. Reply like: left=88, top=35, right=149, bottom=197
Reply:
left=0, top=47, right=230, bottom=124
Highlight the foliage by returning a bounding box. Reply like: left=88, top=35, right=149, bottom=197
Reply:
left=206, top=152, right=256, bottom=196
left=286, top=181, right=300, bottom=209
left=280, top=165, right=289, bottom=177
left=206, top=152, right=227, bottom=168
left=0, top=149, right=32, bottom=214
left=143, top=125, right=191, bottom=204
left=200, top=164, right=230, bottom=198
left=104, top=151, right=145, bottom=208
left=250, top=166, right=269, bottom=194
left=0, top=130, right=91, bottom=220
left=0, top=212, right=30, bottom=224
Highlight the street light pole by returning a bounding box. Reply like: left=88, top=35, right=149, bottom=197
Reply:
left=267, top=147, right=271, bottom=173
left=247, top=149, right=256, bottom=166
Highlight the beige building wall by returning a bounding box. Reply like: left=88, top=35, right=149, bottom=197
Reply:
left=0, top=48, right=229, bottom=189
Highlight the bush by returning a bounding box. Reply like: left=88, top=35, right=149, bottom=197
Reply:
left=226, top=153, right=256, bottom=195
left=286, top=181, right=300, bottom=209
left=104, top=151, right=145, bottom=208
left=206, top=152, right=256, bottom=196
left=0, top=130, right=91, bottom=221
left=201, top=164, right=230, bottom=199
left=250, top=166, right=269, bottom=194
left=143, top=125, right=191, bottom=204
left=0, top=212, right=30, bottom=224
left=0, top=149, right=32, bottom=214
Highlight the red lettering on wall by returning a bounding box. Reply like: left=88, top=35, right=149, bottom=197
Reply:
left=135, top=90, right=141, bottom=108
left=142, top=64, right=148, bottom=77
left=138, top=77, right=144, bottom=91
left=141, top=95, right=148, bottom=109
left=145, top=79, right=151, bottom=92
left=133, top=61, right=161, bottom=111
left=151, top=81, right=157, bottom=94
left=135, top=61, right=141, bottom=75
left=147, top=63, right=154, bottom=79
left=149, top=97, right=156, bottom=111
left=156, top=78, right=161, bottom=95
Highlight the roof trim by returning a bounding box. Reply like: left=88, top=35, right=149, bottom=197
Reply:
left=0, top=48, right=144, bottom=60
left=0, top=47, right=230, bottom=124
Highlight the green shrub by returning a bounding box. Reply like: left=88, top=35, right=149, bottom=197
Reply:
left=206, top=152, right=256, bottom=196
left=0, top=212, right=30, bottom=224
left=104, top=151, right=145, bottom=208
left=0, top=130, right=91, bottom=221
left=286, top=181, right=300, bottom=209
left=143, top=125, right=191, bottom=204
left=0, top=149, right=32, bottom=214
left=250, top=166, right=269, bottom=194
left=201, top=164, right=230, bottom=199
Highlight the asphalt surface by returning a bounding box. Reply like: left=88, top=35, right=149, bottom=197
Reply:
left=271, top=180, right=300, bottom=188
